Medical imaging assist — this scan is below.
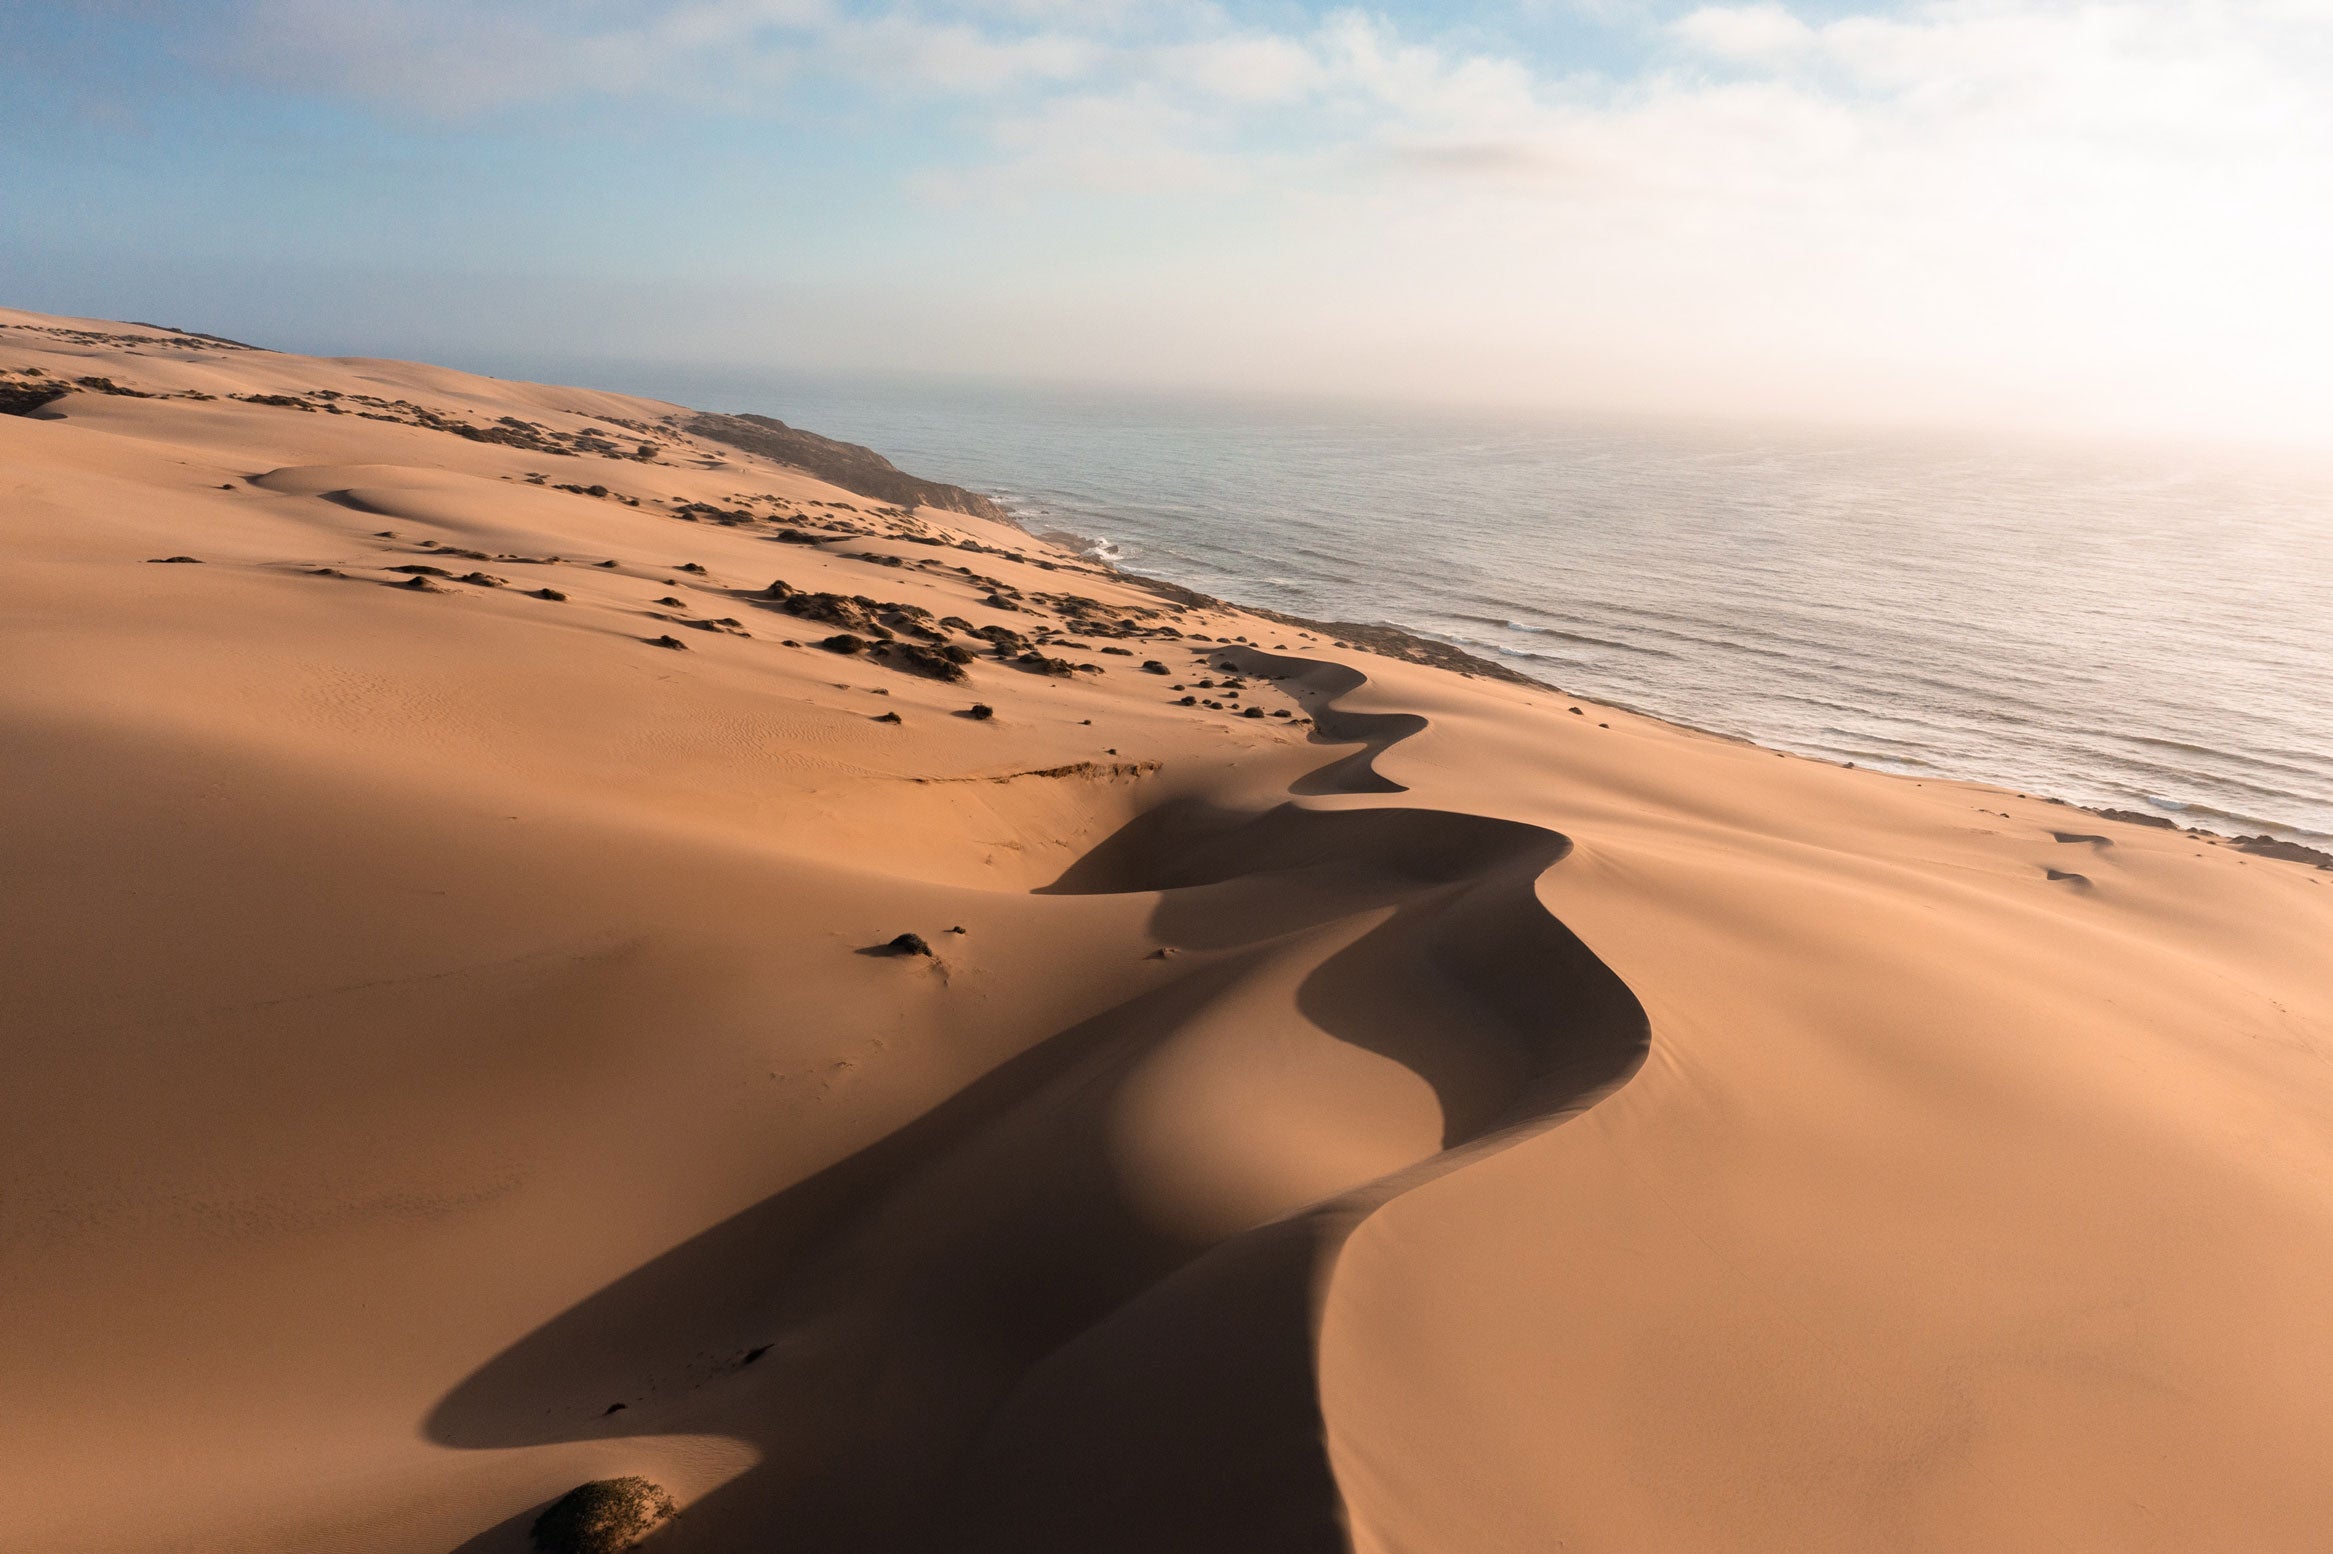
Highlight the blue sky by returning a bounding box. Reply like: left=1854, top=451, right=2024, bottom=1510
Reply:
left=6, top=1, right=2331, bottom=442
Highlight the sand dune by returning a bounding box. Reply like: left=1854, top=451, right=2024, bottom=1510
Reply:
left=4, top=307, right=2329, bottom=1553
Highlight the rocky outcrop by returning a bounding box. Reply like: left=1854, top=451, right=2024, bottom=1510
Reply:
left=685, top=412, right=1007, bottom=521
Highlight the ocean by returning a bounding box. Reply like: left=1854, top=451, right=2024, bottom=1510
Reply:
left=500, top=360, right=2333, bottom=845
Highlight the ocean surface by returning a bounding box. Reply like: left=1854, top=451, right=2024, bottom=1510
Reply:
left=509, top=360, right=2333, bottom=844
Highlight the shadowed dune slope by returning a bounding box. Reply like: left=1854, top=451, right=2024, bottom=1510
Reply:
left=425, top=662, right=1649, bottom=1554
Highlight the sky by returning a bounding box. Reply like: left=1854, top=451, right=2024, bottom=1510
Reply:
left=5, top=0, right=2332, bottom=444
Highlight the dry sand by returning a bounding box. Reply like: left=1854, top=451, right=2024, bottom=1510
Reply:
left=3, top=307, right=2328, bottom=1554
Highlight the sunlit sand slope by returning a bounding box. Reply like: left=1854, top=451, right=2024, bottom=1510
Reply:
left=3, top=307, right=2328, bottom=1554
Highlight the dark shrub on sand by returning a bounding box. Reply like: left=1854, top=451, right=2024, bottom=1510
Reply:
left=529, top=1477, right=676, bottom=1554
left=867, top=640, right=968, bottom=682
left=0, top=381, right=69, bottom=415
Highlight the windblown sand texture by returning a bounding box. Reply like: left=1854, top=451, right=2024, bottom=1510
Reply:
left=4, top=307, right=2330, bottom=1554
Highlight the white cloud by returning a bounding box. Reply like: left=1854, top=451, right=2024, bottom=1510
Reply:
left=821, top=15, right=1098, bottom=93
left=1169, top=34, right=1326, bottom=103
left=185, top=0, right=2333, bottom=440
left=940, top=86, right=1241, bottom=195
left=1671, top=4, right=1816, bottom=61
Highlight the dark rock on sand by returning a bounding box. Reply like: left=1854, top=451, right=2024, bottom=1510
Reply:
left=2091, top=807, right=2178, bottom=830
left=529, top=1476, right=675, bottom=1554
left=2233, top=835, right=2333, bottom=869
left=885, top=933, right=933, bottom=956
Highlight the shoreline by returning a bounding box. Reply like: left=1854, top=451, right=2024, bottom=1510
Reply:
left=990, top=497, right=2333, bottom=865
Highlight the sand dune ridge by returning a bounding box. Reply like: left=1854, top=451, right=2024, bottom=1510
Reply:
left=6, top=308, right=2329, bottom=1554
left=426, top=649, right=1648, bottom=1552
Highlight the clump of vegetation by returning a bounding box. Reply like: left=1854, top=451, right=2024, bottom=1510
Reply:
left=867, top=639, right=970, bottom=682
left=1013, top=651, right=1093, bottom=677
left=75, top=374, right=157, bottom=398
left=0, top=379, right=69, bottom=416
left=529, top=1477, right=676, bottom=1554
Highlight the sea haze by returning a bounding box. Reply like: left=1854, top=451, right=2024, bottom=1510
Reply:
left=503, top=360, right=2333, bottom=845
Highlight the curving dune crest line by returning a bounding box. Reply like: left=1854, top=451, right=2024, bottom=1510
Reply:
left=423, top=652, right=1646, bottom=1554
left=933, top=649, right=1649, bottom=1552
left=1220, top=649, right=1429, bottom=797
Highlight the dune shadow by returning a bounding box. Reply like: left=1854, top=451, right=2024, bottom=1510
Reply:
left=1202, top=647, right=1427, bottom=796
left=425, top=649, right=1647, bottom=1554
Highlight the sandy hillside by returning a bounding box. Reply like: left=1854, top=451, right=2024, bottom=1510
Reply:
left=3, top=307, right=2329, bottom=1554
